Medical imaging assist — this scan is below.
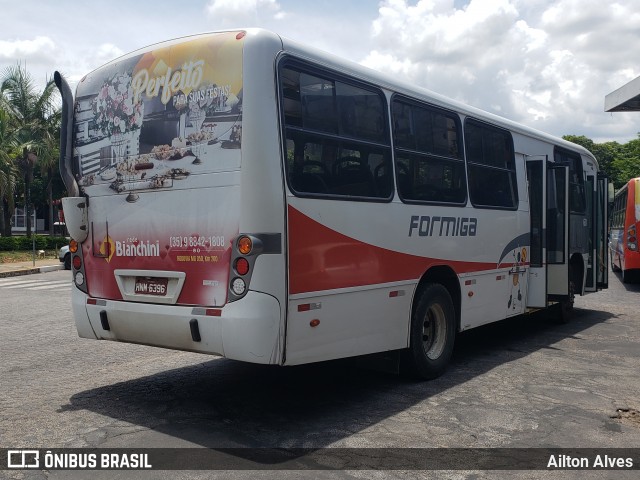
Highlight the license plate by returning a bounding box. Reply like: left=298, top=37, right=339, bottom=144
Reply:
left=134, top=276, right=168, bottom=296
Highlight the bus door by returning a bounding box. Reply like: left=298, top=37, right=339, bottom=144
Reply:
left=546, top=164, right=570, bottom=298
left=585, top=173, right=609, bottom=291
left=596, top=174, right=609, bottom=289
left=526, top=158, right=570, bottom=307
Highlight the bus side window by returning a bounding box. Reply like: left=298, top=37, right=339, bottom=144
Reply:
left=464, top=119, right=517, bottom=209
left=280, top=60, right=392, bottom=201
left=287, top=138, right=329, bottom=194
left=300, top=73, right=338, bottom=134
left=392, top=97, right=466, bottom=205
left=553, top=148, right=586, bottom=214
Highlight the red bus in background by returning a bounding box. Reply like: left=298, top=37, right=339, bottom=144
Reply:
left=610, top=177, right=640, bottom=282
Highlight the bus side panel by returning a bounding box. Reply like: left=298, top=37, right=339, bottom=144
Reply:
left=287, top=286, right=413, bottom=365
left=610, top=184, right=627, bottom=272
left=459, top=267, right=529, bottom=330
left=635, top=179, right=640, bottom=224
left=284, top=200, right=528, bottom=364
left=285, top=202, right=414, bottom=364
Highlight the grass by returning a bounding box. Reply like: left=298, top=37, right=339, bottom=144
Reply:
left=0, top=250, right=59, bottom=263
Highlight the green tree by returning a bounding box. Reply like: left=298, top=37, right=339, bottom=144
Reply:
left=563, top=134, right=640, bottom=190
left=1, top=64, right=59, bottom=237
left=563, top=134, right=622, bottom=182
left=612, top=137, right=640, bottom=189
left=0, top=106, right=19, bottom=236
left=38, top=110, right=61, bottom=235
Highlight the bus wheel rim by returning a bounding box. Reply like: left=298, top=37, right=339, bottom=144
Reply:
left=422, top=304, right=447, bottom=360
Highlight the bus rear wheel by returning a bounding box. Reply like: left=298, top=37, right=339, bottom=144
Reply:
left=403, top=283, right=456, bottom=380
left=622, top=268, right=638, bottom=283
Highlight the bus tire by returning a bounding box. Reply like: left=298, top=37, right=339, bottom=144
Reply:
left=402, top=283, right=456, bottom=380
left=621, top=268, right=637, bottom=283
left=554, top=279, right=575, bottom=323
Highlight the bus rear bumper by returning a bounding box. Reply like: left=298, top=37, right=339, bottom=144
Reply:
left=71, top=288, right=283, bottom=364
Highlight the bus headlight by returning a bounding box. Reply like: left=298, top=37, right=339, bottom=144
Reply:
left=231, top=278, right=246, bottom=295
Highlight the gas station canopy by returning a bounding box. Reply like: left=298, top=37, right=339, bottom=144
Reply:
left=605, top=76, right=640, bottom=112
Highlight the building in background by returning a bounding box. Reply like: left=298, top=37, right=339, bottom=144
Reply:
left=605, top=76, right=640, bottom=112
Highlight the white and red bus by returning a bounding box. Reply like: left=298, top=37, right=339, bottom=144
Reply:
left=610, top=177, right=640, bottom=282
left=56, top=29, right=609, bottom=379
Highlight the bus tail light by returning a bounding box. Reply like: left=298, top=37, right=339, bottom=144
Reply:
left=227, top=233, right=281, bottom=302
left=231, top=278, right=247, bottom=296
left=69, top=237, right=88, bottom=293
left=237, top=236, right=253, bottom=255
left=235, top=257, right=250, bottom=275
left=628, top=226, right=637, bottom=251
left=228, top=235, right=258, bottom=301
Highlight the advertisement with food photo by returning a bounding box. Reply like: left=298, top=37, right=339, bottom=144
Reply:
left=72, top=32, right=244, bottom=306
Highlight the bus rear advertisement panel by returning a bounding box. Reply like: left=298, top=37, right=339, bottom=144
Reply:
left=71, top=32, right=244, bottom=307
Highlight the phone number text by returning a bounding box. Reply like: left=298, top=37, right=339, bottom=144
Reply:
left=169, top=236, right=225, bottom=248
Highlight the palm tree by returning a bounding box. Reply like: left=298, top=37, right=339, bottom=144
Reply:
left=0, top=106, right=18, bottom=236
left=1, top=64, right=59, bottom=237
left=39, top=110, right=61, bottom=235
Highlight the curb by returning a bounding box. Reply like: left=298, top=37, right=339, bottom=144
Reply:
left=0, top=264, right=64, bottom=279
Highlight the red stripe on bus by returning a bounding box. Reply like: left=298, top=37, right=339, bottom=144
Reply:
left=287, top=205, right=498, bottom=294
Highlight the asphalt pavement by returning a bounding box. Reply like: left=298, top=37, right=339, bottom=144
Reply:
left=0, top=262, right=638, bottom=479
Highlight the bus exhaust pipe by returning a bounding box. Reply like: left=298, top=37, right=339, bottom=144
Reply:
left=54, top=71, right=79, bottom=198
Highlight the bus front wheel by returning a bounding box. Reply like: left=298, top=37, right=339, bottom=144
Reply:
left=403, top=283, right=456, bottom=380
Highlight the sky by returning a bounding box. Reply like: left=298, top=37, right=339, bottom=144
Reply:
left=1, top=0, right=639, bottom=143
